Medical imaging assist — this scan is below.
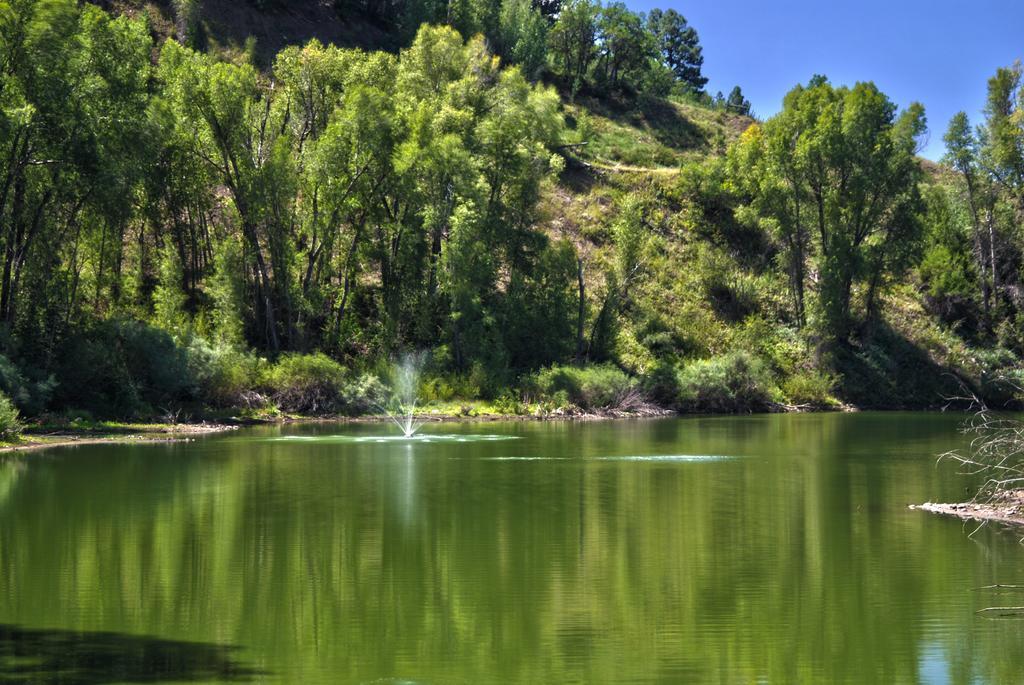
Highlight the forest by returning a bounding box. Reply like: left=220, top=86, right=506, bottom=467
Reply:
left=0, top=0, right=1020, bottom=428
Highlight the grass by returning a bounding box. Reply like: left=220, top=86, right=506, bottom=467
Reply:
left=565, top=93, right=753, bottom=169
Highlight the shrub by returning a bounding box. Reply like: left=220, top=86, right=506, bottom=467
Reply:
left=0, top=391, right=21, bottom=440
left=0, top=355, right=55, bottom=416
left=528, top=364, right=636, bottom=410
left=55, top=320, right=193, bottom=418
left=338, top=373, right=388, bottom=415
left=781, top=369, right=836, bottom=408
left=494, top=391, right=529, bottom=415
left=420, top=376, right=457, bottom=403
left=702, top=268, right=759, bottom=323
left=641, top=359, right=682, bottom=408
left=677, top=352, right=774, bottom=413
left=264, top=353, right=347, bottom=414
left=186, top=338, right=267, bottom=408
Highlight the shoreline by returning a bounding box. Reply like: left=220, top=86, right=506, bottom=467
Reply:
left=0, top=404, right=962, bottom=456
left=911, top=494, right=1024, bottom=528
left=0, top=423, right=240, bottom=454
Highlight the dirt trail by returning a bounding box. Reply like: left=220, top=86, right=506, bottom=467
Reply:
left=583, top=160, right=681, bottom=175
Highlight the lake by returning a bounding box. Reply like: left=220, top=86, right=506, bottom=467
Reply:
left=1, top=413, right=1022, bottom=684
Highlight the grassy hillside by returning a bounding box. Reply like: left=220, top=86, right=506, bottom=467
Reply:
left=68, top=1, right=1016, bottom=417
left=548, top=92, right=999, bottom=410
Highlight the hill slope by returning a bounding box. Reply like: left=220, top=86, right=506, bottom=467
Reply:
left=78, top=1, right=1015, bottom=413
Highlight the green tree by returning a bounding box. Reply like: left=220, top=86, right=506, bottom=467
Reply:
left=943, top=111, right=995, bottom=319
left=595, top=3, right=654, bottom=91
left=730, top=78, right=926, bottom=340
left=497, top=0, right=548, bottom=79
left=547, top=0, right=599, bottom=95
left=726, top=85, right=751, bottom=115
left=647, top=8, right=706, bottom=92
left=974, top=63, right=1024, bottom=322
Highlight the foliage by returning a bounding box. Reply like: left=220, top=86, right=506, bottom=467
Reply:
left=0, top=0, right=1019, bottom=421
left=263, top=353, right=349, bottom=414
left=676, top=352, right=775, bottom=413
left=641, top=359, right=682, bottom=408
left=647, top=9, right=706, bottom=93
left=725, top=86, right=751, bottom=115
left=728, top=77, right=927, bottom=339
left=528, top=363, right=635, bottom=410
left=548, top=0, right=712, bottom=97
left=0, top=391, right=22, bottom=440
left=185, top=338, right=267, bottom=408
left=0, top=355, right=56, bottom=417
left=780, top=369, right=836, bottom=408
left=54, top=320, right=194, bottom=418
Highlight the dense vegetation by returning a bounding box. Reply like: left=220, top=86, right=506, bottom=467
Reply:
left=0, top=0, right=1018, bottom=424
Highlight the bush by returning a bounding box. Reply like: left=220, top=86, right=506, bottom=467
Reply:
left=0, top=391, right=21, bottom=440
left=55, top=319, right=193, bottom=418
left=419, top=372, right=481, bottom=403
left=494, top=391, right=529, bottom=416
left=0, top=355, right=55, bottom=416
left=264, top=353, right=348, bottom=414
left=641, top=359, right=682, bottom=408
left=338, top=373, right=388, bottom=415
left=781, top=369, right=836, bottom=408
left=677, top=352, right=774, bottom=413
left=528, top=364, right=636, bottom=410
left=186, top=338, right=267, bottom=408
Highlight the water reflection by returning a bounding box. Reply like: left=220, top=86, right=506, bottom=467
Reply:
left=0, top=414, right=1021, bottom=684
left=0, top=624, right=265, bottom=684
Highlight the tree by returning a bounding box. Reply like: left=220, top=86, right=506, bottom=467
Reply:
left=974, top=63, right=1024, bottom=322
left=0, top=0, right=153, bottom=357
left=944, top=111, right=995, bottom=318
left=533, top=0, right=561, bottom=22
left=729, top=78, right=926, bottom=340
left=725, top=86, right=751, bottom=115
left=547, top=0, right=599, bottom=94
left=159, top=42, right=293, bottom=350
left=647, top=8, right=706, bottom=92
left=497, top=0, right=548, bottom=78
left=595, top=3, right=654, bottom=91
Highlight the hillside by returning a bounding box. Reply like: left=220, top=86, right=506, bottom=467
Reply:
left=79, top=1, right=1023, bottom=411
left=92, top=0, right=399, bottom=64
left=0, top=0, right=1016, bottom=429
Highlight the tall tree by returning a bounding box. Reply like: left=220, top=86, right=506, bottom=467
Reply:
left=944, top=111, right=994, bottom=318
left=497, top=0, right=548, bottom=79
left=647, top=8, right=706, bottom=92
left=725, top=86, right=751, bottom=115
left=547, top=0, right=599, bottom=95
left=595, top=3, right=654, bottom=90
left=730, top=78, right=926, bottom=340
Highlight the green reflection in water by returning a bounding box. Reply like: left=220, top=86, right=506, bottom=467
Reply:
left=0, top=413, right=1022, bottom=684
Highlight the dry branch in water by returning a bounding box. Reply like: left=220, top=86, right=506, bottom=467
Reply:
left=938, top=379, right=1024, bottom=507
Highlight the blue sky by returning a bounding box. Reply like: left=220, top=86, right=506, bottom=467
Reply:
left=625, top=0, right=1024, bottom=160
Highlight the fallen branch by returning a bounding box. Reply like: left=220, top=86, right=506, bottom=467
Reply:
left=976, top=606, right=1024, bottom=615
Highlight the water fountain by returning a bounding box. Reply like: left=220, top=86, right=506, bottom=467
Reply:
left=264, top=352, right=517, bottom=444
left=378, top=352, right=426, bottom=438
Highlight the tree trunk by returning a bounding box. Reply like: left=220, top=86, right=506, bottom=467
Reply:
left=576, top=256, right=585, bottom=361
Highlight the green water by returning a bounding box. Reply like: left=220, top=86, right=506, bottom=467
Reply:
left=1, top=413, right=1022, bottom=684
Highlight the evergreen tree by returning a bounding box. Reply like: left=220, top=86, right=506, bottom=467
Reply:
left=647, top=8, right=707, bottom=92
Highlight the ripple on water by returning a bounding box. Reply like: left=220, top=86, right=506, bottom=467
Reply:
left=478, top=454, right=732, bottom=462
left=594, top=454, right=731, bottom=462
left=265, top=434, right=519, bottom=444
